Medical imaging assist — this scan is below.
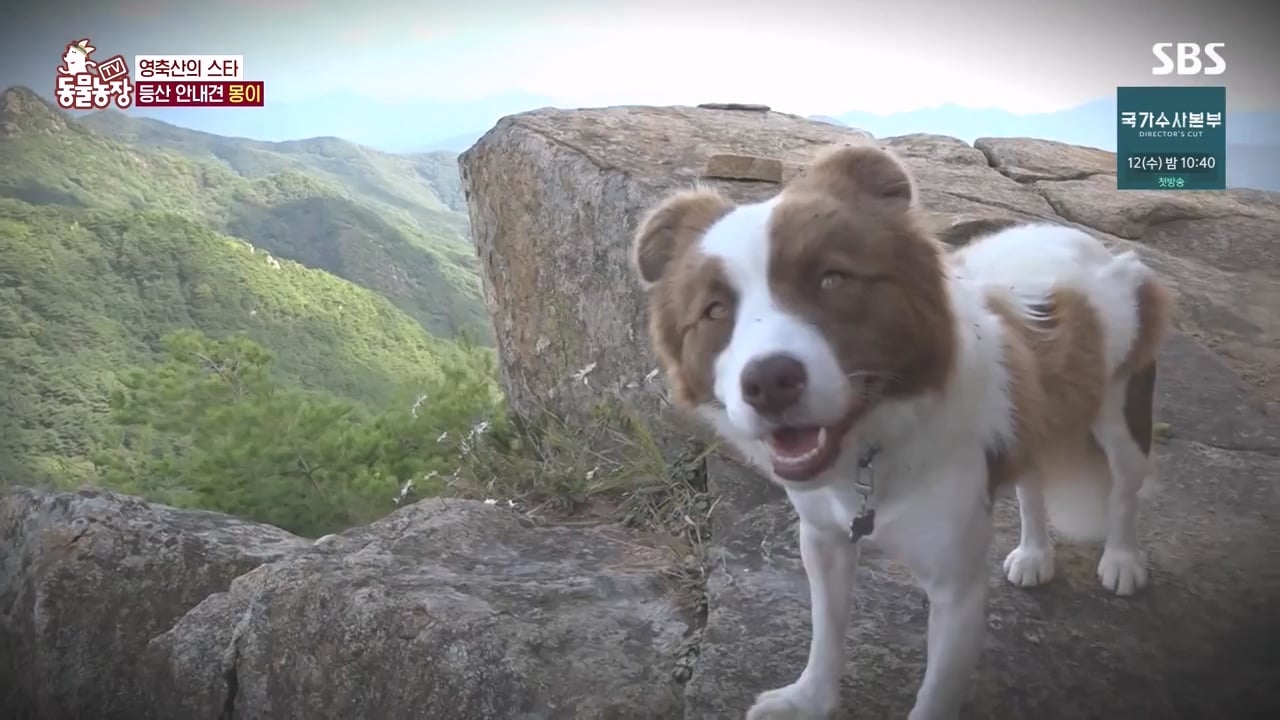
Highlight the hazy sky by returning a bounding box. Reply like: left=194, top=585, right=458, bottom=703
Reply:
left=2, top=0, right=1277, bottom=115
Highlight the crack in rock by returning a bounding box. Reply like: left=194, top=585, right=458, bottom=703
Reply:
left=218, top=603, right=255, bottom=720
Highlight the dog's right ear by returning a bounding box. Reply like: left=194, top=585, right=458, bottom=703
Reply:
left=798, top=143, right=917, bottom=211
left=631, top=188, right=733, bottom=289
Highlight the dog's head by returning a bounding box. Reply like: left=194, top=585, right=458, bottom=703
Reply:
left=632, top=144, right=957, bottom=488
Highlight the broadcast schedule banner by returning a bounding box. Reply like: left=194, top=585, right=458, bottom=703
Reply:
left=1116, top=86, right=1227, bottom=191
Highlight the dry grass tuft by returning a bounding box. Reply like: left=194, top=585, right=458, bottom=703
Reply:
left=395, top=367, right=720, bottom=629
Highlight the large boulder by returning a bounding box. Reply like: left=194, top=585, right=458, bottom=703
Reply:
left=142, top=499, right=689, bottom=720
left=1, top=490, right=690, bottom=719
left=0, top=488, right=309, bottom=719
left=460, top=109, right=1280, bottom=425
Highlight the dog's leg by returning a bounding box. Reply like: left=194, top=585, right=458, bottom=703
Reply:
left=1093, top=365, right=1156, bottom=595
left=907, top=504, right=992, bottom=720
left=745, top=521, right=858, bottom=720
left=1001, top=469, right=1055, bottom=587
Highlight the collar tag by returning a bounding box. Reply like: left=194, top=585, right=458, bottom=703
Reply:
left=849, top=444, right=881, bottom=544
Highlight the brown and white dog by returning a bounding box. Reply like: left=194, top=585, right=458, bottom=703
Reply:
left=629, top=144, right=1172, bottom=720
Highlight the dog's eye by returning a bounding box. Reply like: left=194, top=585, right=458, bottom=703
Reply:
left=703, top=301, right=727, bottom=320
left=819, top=270, right=848, bottom=290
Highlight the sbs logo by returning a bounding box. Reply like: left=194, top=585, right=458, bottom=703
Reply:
left=1151, top=42, right=1226, bottom=75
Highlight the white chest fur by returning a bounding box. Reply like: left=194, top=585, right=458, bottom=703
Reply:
left=785, top=438, right=993, bottom=582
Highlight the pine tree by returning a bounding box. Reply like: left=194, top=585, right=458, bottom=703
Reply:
left=94, top=330, right=504, bottom=537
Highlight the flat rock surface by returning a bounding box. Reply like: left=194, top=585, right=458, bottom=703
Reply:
left=974, top=136, right=1117, bottom=183
left=143, top=498, right=689, bottom=720
left=703, top=153, right=785, bottom=183
left=1, top=492, right=690, bottom=719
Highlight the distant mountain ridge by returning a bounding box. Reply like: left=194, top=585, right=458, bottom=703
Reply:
left=79, top=110, right=469, bottom=214
left=0, top=87, right=489, bottom=340
left=816, top=97, right=1279, bottom=147
left=91, top=89, right=562, bottom=154
left=813, top=98, right=1279, bottom=190
left=54, top=86, right=1277, bottom=190
left=814, top=99, right=1121, bottom=150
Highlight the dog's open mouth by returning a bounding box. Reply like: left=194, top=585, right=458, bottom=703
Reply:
left=767, top=426, right=840, bottom=480
left=766, top=404, right=866, bottom=482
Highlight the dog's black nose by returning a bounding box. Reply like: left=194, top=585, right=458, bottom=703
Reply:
left=740, top=354, right=807, bottom=415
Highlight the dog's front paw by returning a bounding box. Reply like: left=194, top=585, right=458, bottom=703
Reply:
left=744, top=682, right=836, bottom=720
left=1003, top=544, right=1055, bottom=587
left=1097, top=548, right=1148, bottom=596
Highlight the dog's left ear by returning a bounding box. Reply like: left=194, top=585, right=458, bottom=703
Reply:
left=798, top=143, right=918, bottom=210
left=631, top=187, right=734, bottom=289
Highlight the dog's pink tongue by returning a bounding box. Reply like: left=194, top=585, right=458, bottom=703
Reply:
left=769, top=427, right=822, bottom=456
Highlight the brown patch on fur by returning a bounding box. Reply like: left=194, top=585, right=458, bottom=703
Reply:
left=1117, top=278, right=1174, bottom=377
left=765, top=145, right=957, bottom=402
left=982, top=296, right=1044, bottom=493
left=631, top=188, right=734, bottom=287
left=630, top=188, right=737, bottom=407
left=1121, top=278, right=1172, bottom=456
left=787, top=143, right=917, bottom=208
left=647, top=254, right=739, bottom=407
left=1124, top=362, right=1158, bottom=456
left=1114, top=278, right=1171, bottom=458
left=983, top=288, right=1109, bottom=493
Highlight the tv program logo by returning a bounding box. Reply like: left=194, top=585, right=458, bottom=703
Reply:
left=1151, top=42, right=1226, bottom=76
left=54, top=37, right=134, bottom=110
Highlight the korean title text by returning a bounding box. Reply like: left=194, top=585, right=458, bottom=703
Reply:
left=133, top=55, right=264, bottom=107
left=1119, top=110, right=1222, bottom=139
